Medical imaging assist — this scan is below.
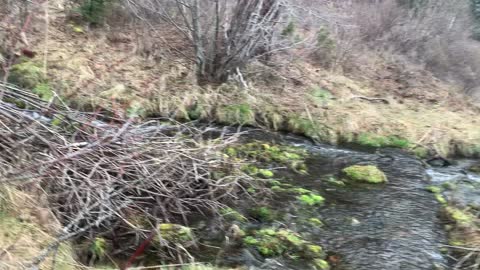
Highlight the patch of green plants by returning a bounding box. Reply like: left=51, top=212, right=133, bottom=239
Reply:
left=435, top=194, right=447, bottom=204
left=89, top=237, right=107, bottom=261
left=313, top=28, right=336, bottom=68
left=356, top=133, right=411, bottom=149
left=227, top=141, right=308, bottom=173
left=217, top=104, right=255, bottom=126
left=309, top=86, right=333, bottom=105
left=33, top=83, right=54, bottom=101
left=156, top=223, right=194, bottom=244
left=445, top=207, right=475, bottom=225
left=298, top=193, right=325, bottom=206
left=287, top=115, right=328, bottom=142
left=242, top=227, right=327, bottom=264
left=249, top=207, right=277, bottom=222
left=425, top=185, right=442, bottom=194
left=8, top=61, right=45, bottom=89
left=307, top=218, right=324, bottom=228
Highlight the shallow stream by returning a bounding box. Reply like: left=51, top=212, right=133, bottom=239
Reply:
left=210, top=129, right=480, bottom=270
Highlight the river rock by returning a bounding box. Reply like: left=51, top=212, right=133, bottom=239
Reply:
left=427, top=156, right=452, bottom=167
left=342, top=165, right=387, bottom=183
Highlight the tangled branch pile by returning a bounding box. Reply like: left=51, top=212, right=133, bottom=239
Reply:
left=0, top=82, right=261, bottom=266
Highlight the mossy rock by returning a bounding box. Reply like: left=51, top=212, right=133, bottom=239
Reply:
left=445, top=207, right=475, bottom=225
left=155, top=223, right=194, bottom=246
left=425, top=185, right=442, bottom=194
left=342, top=165, right=387, bottom=184
left=242, top=228, right=326, bottom=260
left=9, top=61, right=45, bottom=89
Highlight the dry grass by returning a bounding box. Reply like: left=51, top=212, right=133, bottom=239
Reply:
left=0, top=186, right=77, bottom=270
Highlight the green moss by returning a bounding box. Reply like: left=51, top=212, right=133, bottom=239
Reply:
left=89, top=237, right=107, bottom=261
left=228, top=141, right=307, bottom=172
left=33, top=83, right=54, bottom=101
left=298, top=193, right=325, bottom=206
left=156, top=223, right=194, bottom=243
left=243, top=228, right=326, bottom=262
left=445, top=207, right=474, bottom=224
left=342, top=165, right=387, bottom=184
left=291, top=188, right=312, bottom=195
left=250, top=207, right=276, bottom=222
left=217, top=104, right=255, bottom=125
left=243, top=236, right=259, bottom=245
left=304, top=244, right=324, bottom=259
left=435, top=194, right=447, bottom=204
left=313, top=259, right=331, bottom=270
left=258, top=169, right=274, bottom=179
left=271, top=185, right=288, bottom=193
left=220, top=207, right=247, bottom=222
left=307, top=218, right=324, bottom=227
left=187, top=102, right=207, bottom=120
left=326, top=176, right=345, bottom=187
left=51, top=114, right=65, bottom=127
left=9, top=61, right=45, bottom=89
left=356, top=133, right=410, bottom=149
left=309, top=86, right=333, bottom=105
left=287, top=115, right=327, bottom=141
left=241, top=164, right=259, bottom=176
left=426, top=186, right=442, bottom=194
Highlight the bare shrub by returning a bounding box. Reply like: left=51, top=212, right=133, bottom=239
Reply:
left=121, top=0, right=289, bottom=84
left=288, top=0, right=480, bottom=95
left=0, top=82, right=263, bottom=267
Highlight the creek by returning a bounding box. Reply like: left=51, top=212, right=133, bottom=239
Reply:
left=204, top=128, right=478, bottom=270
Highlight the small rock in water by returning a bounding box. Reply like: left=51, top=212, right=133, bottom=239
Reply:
left=427, top=156, right=452, bottom=167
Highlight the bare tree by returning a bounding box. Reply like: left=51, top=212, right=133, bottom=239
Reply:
left=123, top=0, right=285, bottom=84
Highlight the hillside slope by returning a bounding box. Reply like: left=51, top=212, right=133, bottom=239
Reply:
left=5, top=3, right=480, bottom=158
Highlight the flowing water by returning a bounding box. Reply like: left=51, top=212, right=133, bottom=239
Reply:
left=299, top=144, right=447, bottom=270
left=215, top=129, right=479, bottom=270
